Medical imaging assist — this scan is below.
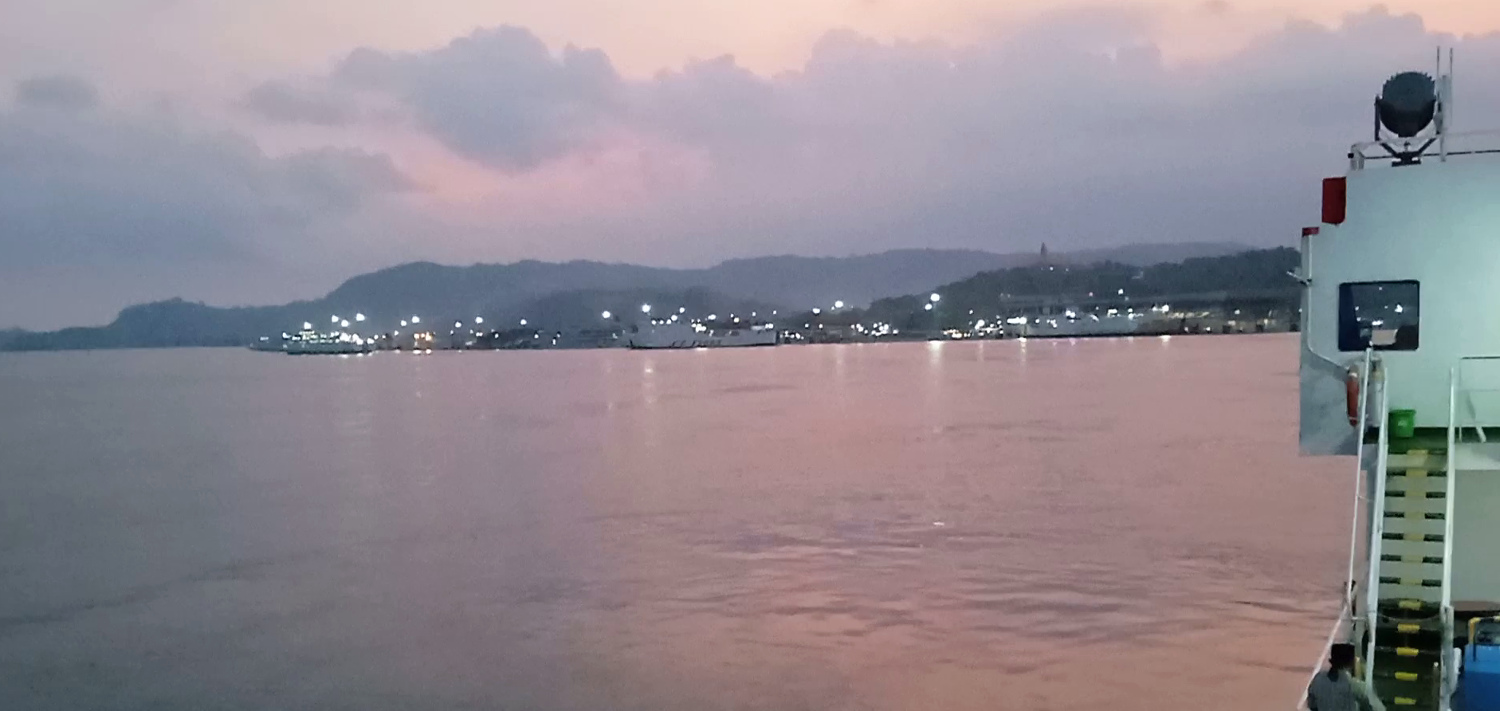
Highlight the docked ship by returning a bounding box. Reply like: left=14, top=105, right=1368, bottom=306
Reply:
left=626, top=321, right=778, bottom=349
left=1297, top=56, right=1499, bottom=711
left=286, top=336, right=371, bottom=355
left=1011, top=310, right=1167, bottom=338
left=253, top=328, right=373, bottom=355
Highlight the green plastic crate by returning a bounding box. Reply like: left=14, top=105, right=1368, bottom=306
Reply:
left=1390, top=409, right=1416, bottom=439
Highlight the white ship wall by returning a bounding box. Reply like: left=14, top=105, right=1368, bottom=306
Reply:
left=1299, top=347, right=1359, bottom=456
left=1301, top=157, right=1500, bottom=454
left=1452, top=463, right=1500, bottom=601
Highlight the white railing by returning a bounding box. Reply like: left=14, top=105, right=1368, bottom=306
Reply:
left=1439, top=363, right=1464, bottom=711
left=1429, top=354, right=1500, bottom=710
left=1349, top=129, right=1500, bottom=170
left=1374, top=366, right=1392, bottom=684
left=1347, top=349, right=1374, bottom=623
left=1452, top=355, right=1500, bottom=442
left=1365, top=364, right=1392, bottom=688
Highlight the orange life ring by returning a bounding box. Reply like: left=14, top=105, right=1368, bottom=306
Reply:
left=1346, top=369, right=1361, bottom=427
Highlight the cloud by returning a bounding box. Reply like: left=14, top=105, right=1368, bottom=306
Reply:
left=19, top=3, right=1500, bottom=328
left=14, top=75, right=99, bottom=111
left=294, top=6, right=1485, bottom=186
left=240, top=80, right=358, bottom=125
left=211, top=4, right=1500, bottom=275
left=0, top=86, right=413, bottom=288
left=0, top=86, right=421, bottom=328
left=437, top=8, right=1500, bottom=252
left=327, top=26, right=623, bottom=170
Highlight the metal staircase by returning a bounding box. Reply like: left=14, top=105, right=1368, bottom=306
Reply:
left=1356, top=359, right=1460, bottom=711
left=1370, top=447, right=1447, bottom=709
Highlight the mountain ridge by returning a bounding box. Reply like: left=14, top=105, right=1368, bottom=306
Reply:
left=0, top=242, right=1256, bottom=350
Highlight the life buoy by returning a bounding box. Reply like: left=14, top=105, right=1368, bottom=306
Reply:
left=1346, top=368, right=1361, bottom=427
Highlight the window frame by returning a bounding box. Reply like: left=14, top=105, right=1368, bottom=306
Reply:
left=1337, top=279, right=1420, bottom=352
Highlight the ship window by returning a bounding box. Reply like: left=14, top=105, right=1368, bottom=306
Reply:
left=1338, top=280, right=1419, bottom=351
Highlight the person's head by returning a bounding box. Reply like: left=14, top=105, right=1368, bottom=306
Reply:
left=1328, top=643, right=1356, bottom=678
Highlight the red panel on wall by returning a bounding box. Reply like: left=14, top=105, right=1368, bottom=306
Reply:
left=1322, top=177, right=1347, bottom=225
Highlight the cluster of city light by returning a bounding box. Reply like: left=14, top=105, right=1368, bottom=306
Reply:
left=268, top=291, right=1278, bottom=352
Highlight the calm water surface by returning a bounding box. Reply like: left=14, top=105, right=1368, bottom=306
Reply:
left=0, top=335, right=1347, bottom=710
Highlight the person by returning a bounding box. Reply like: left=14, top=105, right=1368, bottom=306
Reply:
left=1306, top=643, right=1386, bottom=711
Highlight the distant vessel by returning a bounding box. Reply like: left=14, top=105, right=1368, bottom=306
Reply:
left=286, top=337, right=371, bottom=355
left=626, top=322, right=778, bottom=349
left=253, top=329, right=373, bottom=355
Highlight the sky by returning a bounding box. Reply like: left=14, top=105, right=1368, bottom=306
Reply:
left=3, top=1, right=1500, bottom=328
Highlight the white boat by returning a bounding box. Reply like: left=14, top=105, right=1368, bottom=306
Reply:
left=1296, top=56, right=1500, bottom=711
left=286, top=338, right=371, bottom=355
left=280, top=329, right=372, bottom=355
left=626, top=321, right=778, bottom=349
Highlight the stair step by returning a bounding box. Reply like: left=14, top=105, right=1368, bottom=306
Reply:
left=1376, top=645, right=1441, bottom=658
left=1379, top=576, right=1443, bottom=588
left=1375, top=618, right=1444, bottom=649
left=1377, top=599, right=1442, bottom=617
left=1372, top=664, right=1441, bottom=711
left=1386, top=490, right=1446, bottom=500
left=1378, top=618, right=1443, bottom=634
left=1383, top=511, right=1446, bottom=520
left=1376, top=561, right=1444, bottom=582
left=1387, top=450, right=1445, bottom=469
left=1380, top=554, right=1445, bottom=565
left=1382, top=532, right=1445, bottom=542
left=1374, top=669, right=1432, bottom=682
left=1379, top=541, right=1445, bottom=562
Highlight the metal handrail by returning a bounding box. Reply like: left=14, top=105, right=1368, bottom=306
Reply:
left=1349, top=129, right=1500, bottom=170
left=1441, top=366, right=1459, bottom=711
left=1365, top=367, right=1392, bottom=688
left=1347, top=349, right=1374, bottom=626
left=1455, top=355, right=1500, bottom=443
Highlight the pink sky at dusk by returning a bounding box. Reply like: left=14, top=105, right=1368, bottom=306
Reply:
left=4, top=0, right=1500, bottom=328
left=5, top=1, right=1500, bottom=90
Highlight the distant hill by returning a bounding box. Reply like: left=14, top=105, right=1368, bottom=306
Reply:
left=2, top=242, right=1255, bottom=350
left=308, top=242, right=1248, bottom=321
left=858, top=246, right=1300, bottom=329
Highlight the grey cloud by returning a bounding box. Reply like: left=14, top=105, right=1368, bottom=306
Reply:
left=241, top=80, right=357, bottom=125
left=280, top=148, right=414, bottom=208
left=269, top=5, right=1500, bottom=263
left=329, top=25, right=622, bottom=170
left=18, top=4, right=1500, bottom=328
left=15, top=75, right=99, bottom=110
left=0, top=96, right=411, bottom=270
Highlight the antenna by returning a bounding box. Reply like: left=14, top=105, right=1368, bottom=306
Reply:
left=1448, top=47, right=1455, bottom=131
left=1437, top=47, right=1454, bottom=160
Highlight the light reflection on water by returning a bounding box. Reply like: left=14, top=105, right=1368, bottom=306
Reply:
left=0, top=335, right=1346, bottom=710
